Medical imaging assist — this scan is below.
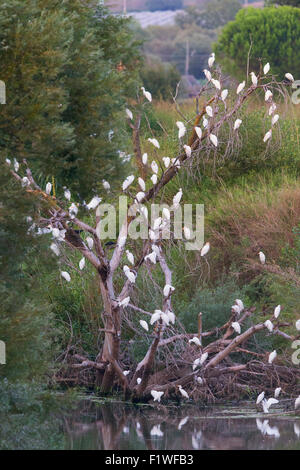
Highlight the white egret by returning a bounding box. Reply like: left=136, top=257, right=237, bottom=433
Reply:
left=212, top=79, right=221, bottom=90
left=102, top=180, right=110, bottom=191
left=296, top=319, right=300, bottom=331
left=145, top=251, right=157, bottom=264
left=14, top=159, right=19, bottom=172
left=259, top=251, right=266, bottom=264
left=201, top=242, right=210, bottom=257
left=148, top=138, right=160, bottom=149
left=150, top=309, right=169, bottom=325
left=234, top=119, right=242, bottom=130
left=178, top=385, right=189, bottom=399
left=232, top=322, right=241, bottom=334
left=178, top=416, right=189, bottom=430
left=162, top=207, right=170, bottom=220
left=203, top=117, right=208, bottom=128
left=176, top=121, right=186, bottom=138
left=69, top=203, right=78, bottom=219
left=142, top=153, right=148, bottom=165
left=274, top=387, right=281, bottom=398
left=232, top=305, right=241, bottom=315
left=264, top=63, right=270, bottom=75
left=173, top=188, right=183, bottom=205
left=206, top=106, right=213, bottom=117
left=122, top=174, right=135, bottom=191
left=138, top=177, right=145, bottom=191
left=45, top=182, right=52, bottom=195
left=5, top=158, right=11, bottom=165
left=272, top=114, right=279, bottom=126
left=140, top=320, right=149, bottom=331
left=189, top=337, right=201, bottom=347
left=183, top=226, right=191, bottom=240
left=126, top=108, right=133, bottom=120
left=151, top=390, right=164, bottom=402
left=269, top=103, right=277, bottom=115
left=262, top=398, right=279, bottom=413
left=141, top=86, right=152, bottom=102
left=235, top=299, right=244, bottom=312
left=162, top=157, right=170, bottom=168
left=268, top=350, right=277, bottom=364
left=264, top=320, right=274, bottom=332
left=119, top=297, right=130, bottom=308
left=151, top=161, right=158, bottom=174
left=237, top=81, right=245, bottom=94
left=295, top=395, right=300, bottom=410
left=126, top=250, right=134, bottom=265
left=285, top=73, right=294, bottom=82
left=209, top=134, right=218, bottom=147
left=208, top=52, right=215, bottom=68
left=163, top=284, right=175, bottom=297
left=221, top=89, right=228, bottom=101
left=22, top=177, right=30, bottom=187
left=135, top=191, right=145, bottom=203
left=123, top=265, right=136, bottom=283
left=264, top=130, right=272, bottom=142
left=151, top=174, right=158, bottom=185
left=265, top=90, right=273, bottom=102
left=274, top=305, right=281, bottom=319
left=256, top=391, right=265, bottom=405
left=123, top=370, right=130, bottom=376
left=250, top=72, right=258, bottom=86
left=79, top=257, right=85, bottom=270
left=137, top=378, right=142, bottom=385
left=167, top=310, right=176, bottom=324
left=61, top=271, right=71, bottom=282
left=184, top=145, right=192, bottom=158
left=204, top=69, right=212, bottom=81
left=195, top=127, right=202, bottom=139
left=86, top=236, right=94, bottom=250
left=87, top=196, right=101, bottom=210
left=200, top=352, right=208, bottom=365
left=150, top=425, right=163, bottom=436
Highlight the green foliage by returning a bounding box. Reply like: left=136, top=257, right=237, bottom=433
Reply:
left=215, top=6, right=300, bottom=78
left=0, top=0, right=141, bottom=198
left=146, top=0, right=183, bottom=11
left=176, top=0, right=241, bottom=30
left=267, top=0, right=300, bottom=5
left=140, top=57, right=181, bottom=101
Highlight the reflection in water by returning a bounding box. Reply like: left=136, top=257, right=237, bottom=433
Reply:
left=64, top=400, right=300, bottom=451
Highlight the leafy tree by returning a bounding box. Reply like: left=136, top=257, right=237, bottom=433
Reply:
left=215, top=6, right=300, bottom=78
left=146, top=0, right=183, bottom=11
left=140, top=57, right=181, bottom=100
left=0, top=0, right=141, bottom=198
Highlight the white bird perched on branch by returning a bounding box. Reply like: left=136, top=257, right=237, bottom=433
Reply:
left=237, top=81, right=245, bottom=94
left=151, top=390, right=164, bottom=402
left=204, top=69, right=212, bottom=81
left=102, top=180, right=110, bottom=191
left=150, top=425, right=163, bottom=436
left=126, top=250, right=134, bottom=265
left=200, top=352, right=208, bottom=365
left=203, top=117, right=208, bottom=128
left=162, top=157, right=170, bottom=168
left=5, top=158, right=11, bottom=165
left=232, top=304, right=242, bottom=315
left=122, top=174, right=135, bottom=191
left=250, top=72, right=258, bottom=87
left=295, top=395, right=300, bottom=410
left=184, top=145, right=192, bottom=158
left=167, top=310, right=176, bottom=324
left=235, top=299, right=244, bottom=312
left=274, top=305, right=281, bottom=319
left=201, top=242, right=210, bottom=257
left=232, top=322, right=241, bottom=334
left=163, top=284, right=175, bottom=297
left=79, top=257, right=85, bottom=270
left=123, top=265, right=136, bottom=283
left=86, top=236, right=94, bottom=250
left=69, top=203, right=78, bottom=219
left=265, top=90, right=273, bottom=102
left=151, top=174, right=157, bottom=185
left=264, top=320, right=274, bottom=332
left=259, top=251, right=266, bottom=264
left=296, top=319, right=300, bottom=331
left=141, top=87, right=152, bottom=102
left=263, top=130, right=272, bottom=142
left=61, top=271, right=71, bottom=282
left=178, top=385, right=189, bottom=399
left=285, top=73, right=294, bottom=82
left=256, top=391, right=265, bottom=405
left=22, top=177, right=30, bottom=187
left=178, top=416, right=189, bottom=430
left=45, top=182, right=52, bottom=195
left=148, top=138, right=160, bottom=149
left=272, top=114, right=279, bottom=126
left=234, top=119, right=242, bottom=131
left=221, top=89, right=228, bottom=101
left=142, top=153, right=148, bottom=165
left=264, top=63, right=270, bottom=75
left=151, top=161, right=159, bottom=174
left=123, top=370, right=130, bottom=376
left=268, top=350, right=277, bottom=364
left=138, top=177, right=145, bottom=191
left=209, top=134, right=218, bottom=147
left=137, top=378, right=142, bottom=385
left=173, top=188, right=183, bottom=205
left=206, top=106, right=213, bottom=117
left=208, top=52, right=215, bottom=68
left=135, top=191, right=145, bottom=203
left=274, top=387, right=281, bottom=398
left=145, top=251, right=157, bottom=264
left=269, top=103, right=277, bottom=116
left=195, top=126, right=202, bottom=140
left=151, top=309, right=169, bottom=325
left=183, top=226, right=191, bottom=240
left=162, top=207, right=170, bottom=220
left=262, top=397, right=279, bottom=414
left=212, top=79, right=221, bottom=90
left=126, top=108, right=133, bottom=120
left=189, top=337, right=201, bottom=347
left=87, top=196, right=101, bottom=210
left=119, top=296, right=130, bottom=308
left=140, top=319, right=149, bottom=331
left=14, top=159, right=19, bottom=172
left=176, top=121, right=186, bottom=139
